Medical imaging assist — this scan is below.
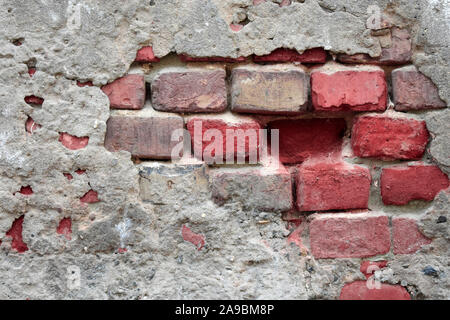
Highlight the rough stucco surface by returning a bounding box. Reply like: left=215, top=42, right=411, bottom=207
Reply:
left=0, top=0, right=448, bottom=299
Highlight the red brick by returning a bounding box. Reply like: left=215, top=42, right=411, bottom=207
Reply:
left=56, top=217, right=72, bottom=240
left=179, top=54, right=246, bottom=63
left=101, top=74, right=146, bottom=110
left=6, top=216, right=28, bottom=253
left=59, top=132, right=89, bottom=150
left=151, top=69, right=227, bottom=113
left=76, top=81, right=94, bottom=87
left=209, top=165, right=293, bottom=212
left=186, top=117, right=262, bottom=162
left=381, top=165, right=449, bottom=205
left=25, top=117, right=41, bottom=134
left=253, top=48, right=326, bottom=63
left=24, top=95, right=44, bottom=105
left=351, top=116, right=429, bottom=160
left=340, top=281, right=411, bottom=300
left=309, top=213, right=390, bottom=258
left=231, top=65, right=309, bottom=114
left=296, top=162, right=371, bottom=211
left=392, top=66, right=446, bottom=111
left=360, top=261, right=388, bottom=279
left=181, top=225, right=205, bottom=251
left=80, top=190, right=99, bottom=203
left=135, top=46, right=160, bottom=63
left=268, top=118, right=346, bottom=164
left=311, top=68, right=387, bottom=112
left=392, top=218, right=432, bottom=255
left=28, top=67, right=36, bottom=77
left=338, top=28, right=412, bottom=65
left=104, top=115, right=184, bottom=159
left=18, top=186, right=33, bottom=195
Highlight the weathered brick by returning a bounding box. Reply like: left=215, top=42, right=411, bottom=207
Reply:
left=360, top=261, right=388, bottom=279
left=311, top=67, right=387, bottom=112
left=59, top=132, right=89, bottom=150
left=381, top=165, right=449, bottom=205
left=309, top=213, right=390, bottom=258
left=135, top=46, right=160, bottom=63
left=253, top=48, right=326, bottom=63
left=186, top=117, right=262, bottom=162
left=104, top=115, right=184, bottom=159
left=231, top=65, right=309, bottom=114
left=209, top=165, right=293, bottom=212
left=25, top=117, right=41, bottom=134
left=338, top=28, right=412, bottom=65
left=6, top=216, right=28, bottom=253
left=152, top=68, right=227, bottom=113
left=392, top=66, right=446, bottom=111
left=268, top=118, right=346, bottom=164
left=340, top=281, right=411, bottom=300
left=80, top=190, right=99, bottom=203
left=101, top=74, right=146, bottom=110
left=351, top=115, right=429, bottom=160
left=56, top=217, right=72, bottom=240
left=296, top=162, right=371, bottom=211
left=392, top=218, right=432, bottom=255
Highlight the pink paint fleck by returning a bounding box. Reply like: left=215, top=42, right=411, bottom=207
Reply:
left=118, top=248, right=127, bottom=254
left=287, top=220, right=308, bottom=254
left=59, top=132, right=89, bottom=150
left=80, top=190, right=99, bottom=203
left=75, top=169, right=86, bottom=175
left=57, top=217, right=72, bottom=240
left=6, top=216, right=28, bottom=253
left=181, top=225, right=205, bottom=251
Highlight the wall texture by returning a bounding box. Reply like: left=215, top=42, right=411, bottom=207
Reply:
left=0, top=0, right=449, bottom=299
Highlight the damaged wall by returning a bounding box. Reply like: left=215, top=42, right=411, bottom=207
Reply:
left=0, top=0, right=449, bottom=299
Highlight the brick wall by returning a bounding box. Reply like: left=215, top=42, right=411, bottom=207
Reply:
left=15, top=32, right=448, bottom=299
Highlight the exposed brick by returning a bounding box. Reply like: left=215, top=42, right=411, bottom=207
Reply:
left=25, top=117, right=41, bottom=134
left=18, top=186, right=33, bottom=195
left=80, top=190, right=99, bottom=203
left=381, top=165, right=449, bottom=205
left=186, top=117, right=262, bottom=162
left=179, top=54, right=246, bottom=63
left=231, top=65, right=309, bottom=114
left=351, top=115, right=429, bottom=160
left=296, top=162, right=371, bottom=211
left=392, top=218, right=432, bottom=255
left=76, top=81, right=94, bottom=87
left=135, top=46, right=160, bottom=63
left=340, top=281, right=411, bottom=300
left=6, top=216, right=28, bottom=253
left=209, top=165, right=293, bottom=212
left=253, top=48, right=326, bottom=63
left=338, top=28, right=412, bottom=65
left=268, top=118, right=346, bottom=164
left=101, top=74, right=146, bottom=110
left=28, top=67, right=36, bottom=77
left=392, top=66, right=446, bottom=111
left=360, top=261, right=388, bottom=279
left=152, top=69, right=227, bottom=113
left=56, top=217, right=72, bottom=240
left=311, top=68, right=387, bottom=112
left=309, top=213, right=390, bottom=258
left=59, top=132, right=89, bottom=150
left=104, top=115, right=184, bottom=159
left=181, top=225, right=205, bottom=251
left=24, top=95, right=44, bottom=105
